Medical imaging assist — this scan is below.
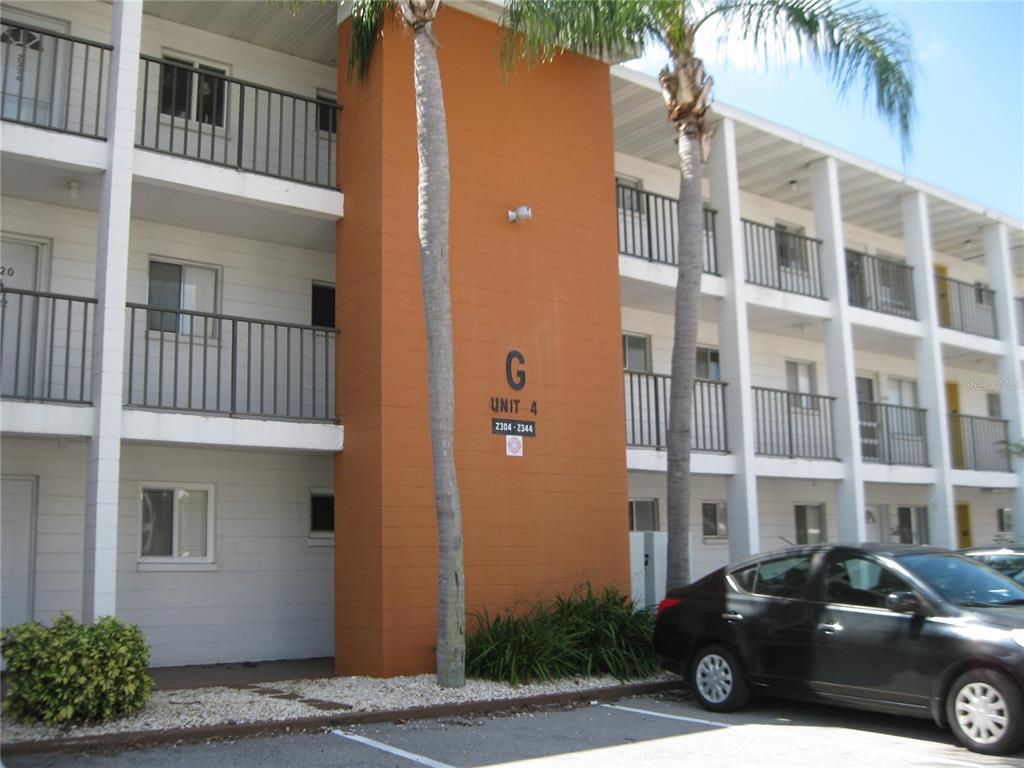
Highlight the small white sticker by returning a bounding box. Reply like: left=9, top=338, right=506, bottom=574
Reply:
left=506, top=435, right=523, bottom=457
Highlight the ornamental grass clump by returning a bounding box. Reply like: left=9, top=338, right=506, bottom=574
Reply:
left=466, top=583, right=657, bottom=685
left=1, top=612, right=153, bottom=724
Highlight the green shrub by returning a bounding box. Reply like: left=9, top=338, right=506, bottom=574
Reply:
left=466, top=583, right=657, bottom=685
left=1, top=613, right=154, bottom=724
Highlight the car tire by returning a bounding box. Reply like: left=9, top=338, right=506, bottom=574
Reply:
left=946, top=668, right=1024, bottom=755
left=690, top=644, right=749, bottom=713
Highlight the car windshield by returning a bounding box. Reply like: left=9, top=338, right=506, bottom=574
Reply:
left=899, top=554, right=1024, bottom=607
left=978, top=554, right=1024, bottom=584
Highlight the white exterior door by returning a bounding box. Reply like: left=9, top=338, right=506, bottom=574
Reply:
left=1, top=476, right=36, bottom=630
left=1, top=237, right=42, bottom=397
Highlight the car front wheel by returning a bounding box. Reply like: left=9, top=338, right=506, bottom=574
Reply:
left=690, top=644, right=749, bottom=713
left=946, top=668, right=1024, bottom=755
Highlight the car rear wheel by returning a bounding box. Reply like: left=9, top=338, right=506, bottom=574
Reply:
left=946, top=668, right=1024, bottom=755
left=690, top=644, right=749, bottom=713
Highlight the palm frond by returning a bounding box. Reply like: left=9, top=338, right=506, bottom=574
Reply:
left=349, top=0, right=389, bottom=81
left=500, top=0, right=660, bottom=76
left=702, top=0, right=915, bottom=152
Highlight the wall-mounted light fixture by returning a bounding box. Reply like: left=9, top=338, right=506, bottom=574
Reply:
left=508, top=206, right=532, bottom=223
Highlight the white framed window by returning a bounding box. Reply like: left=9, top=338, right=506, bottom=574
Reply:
left=701, top=501, right=727, bottom=540
left=616, top=175, right=645, bottom=214
left=309, top=489, right=334, bottom=545
left=628, top=499, right=659, bottom=531
left=785, top=359, right=818, bottom=409
left=159, top=51, right=228, bottom=127
left=888, top=377, right=918, bottom=408
left=775, top=222, right=809, bottom=273
left=695, top=347, right=720, bottom=381
left=998, top=508, right=1013, bottom=534
left=795, top=503, right=826, bottom=545
left=622, top=333, right=651, bottom=373
left=139, top=483, right=215, bottom=566
left=147, top=258, right=218, bottom=335
left=987, top=393, right=1002, bottom=419
left=316, top=88, right=338, bottom=134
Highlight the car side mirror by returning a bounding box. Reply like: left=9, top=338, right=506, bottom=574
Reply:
left=886, top=591, right=928, bottom=615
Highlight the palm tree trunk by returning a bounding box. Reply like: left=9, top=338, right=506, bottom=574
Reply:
left=412, top=23, right=465, bottom=688
left=666, top=126, right=703, bottom=589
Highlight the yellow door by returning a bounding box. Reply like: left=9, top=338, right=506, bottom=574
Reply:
left=935, top=264, right=952, bottom=328
left=946, top=381, right=964, bottom=468
left=956, top=504, right=972, bottom=548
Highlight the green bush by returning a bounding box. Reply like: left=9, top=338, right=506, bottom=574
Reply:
left=1, top=613, right=154, bottom=724
left=466, top=583, right=657, bottom=685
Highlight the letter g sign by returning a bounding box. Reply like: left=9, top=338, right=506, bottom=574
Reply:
left=505, top=350, right=526, bottom=391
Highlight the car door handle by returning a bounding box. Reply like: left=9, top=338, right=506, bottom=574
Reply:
left=721, top=611, right=744, bottom=622
left=817, top=621, right=844, bottom=634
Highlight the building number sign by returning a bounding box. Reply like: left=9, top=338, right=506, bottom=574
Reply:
left=491, top=350, right=537, bottom=453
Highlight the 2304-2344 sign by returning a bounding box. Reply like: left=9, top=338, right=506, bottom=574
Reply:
left=492, top=419, right=536, bottom=437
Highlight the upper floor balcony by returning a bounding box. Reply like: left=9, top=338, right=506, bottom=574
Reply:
left=615, top=183, right=719, bottom=275
left=623, top=371, right=728, bottom=453
left=743, top=221, right=824, bottom=299
left=858, top=401, right=928, bottom=466
left=949, top=414, right=1010, bottom=472
left=753, top=386, right=836, bottom=459
left=846, top=250, right=916, bottom=320
left=1, top=286, right=337, bottom=423
left=935, top=274, right=997, bottom=339
left=0, top=19, right=342, bottom=190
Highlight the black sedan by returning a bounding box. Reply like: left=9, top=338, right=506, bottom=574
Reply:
left=962, top=546, right=1024, bottom=584
left=653, top=544, right=1024, bottom=755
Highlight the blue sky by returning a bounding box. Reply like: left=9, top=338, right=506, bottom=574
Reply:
left=625, top=1, right=1024, bottom=221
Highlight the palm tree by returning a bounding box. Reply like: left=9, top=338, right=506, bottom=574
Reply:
left=502, top=0, right=914, bottom=589
left=291, top=0, right=465, bottom=687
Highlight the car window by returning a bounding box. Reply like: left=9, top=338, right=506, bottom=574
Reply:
left=825, top=553, right=911, bottom=609
left=751, top=554, right=811, bottom=599
left=981, top=555, right=1024, bottom=584
left=901, top=554, right=1024, bottom=607
left=732, top=564, right=757, bottom=593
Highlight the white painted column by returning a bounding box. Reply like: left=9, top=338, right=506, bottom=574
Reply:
left=812, top=158, right=866, bottom=542
left=83, top=1, right=142, bottom=621
left=983, top=223, right=1024, bottom=541
left=902, top=192, right=956, bottom=547
left=709, top=118, right=760, bottom=560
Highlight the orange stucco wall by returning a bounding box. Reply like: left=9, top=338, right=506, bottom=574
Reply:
left=335, top=8, right=629, bottom=677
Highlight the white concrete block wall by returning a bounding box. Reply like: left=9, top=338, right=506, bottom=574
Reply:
left=0, top=438, right=334, bottom=665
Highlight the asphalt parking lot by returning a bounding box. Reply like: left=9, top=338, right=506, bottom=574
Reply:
left=5, top=689, right=1024, bottom=768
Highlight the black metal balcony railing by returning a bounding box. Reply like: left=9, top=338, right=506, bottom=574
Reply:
left=616, top=184, right=719, bottom=275
left=0, top=20, right=111, bottom=138
left=743, top=220, right=825, bottom=298
left=858, top=401, right=928, bottom=466
left=949, top=414, right=1010, bottom=472
left=0, top=286, right=95, bottom=403
left=753, top=386, right=836, bottom=459
left=935, top=275, right=997, bottom=339
left=1016, top=297, right=1024, bottom=345
left=846, top=250, right=916, bottom=319
left=624, top=372, right=728, bottom=453
left=137, top=56, right=341, bottom=189
left=124, top=304, right=337, bottom=421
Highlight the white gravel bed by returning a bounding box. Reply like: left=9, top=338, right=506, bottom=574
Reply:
left=1, top=672, right=673, bottom=744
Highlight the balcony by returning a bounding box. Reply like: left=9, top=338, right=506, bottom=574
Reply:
left=136, top=57, right=341, bottom=189
left=753, top=386, right=836, bottom=459
left=0, top=20, right=111, bottom=139
left=935, top=275, right=997, bottom=339
left=623, top=372, right=728, bottom=453
left=615, top=183, right=719, bottom=274
left=846, top=250, right=916, bottom=320
left=949, top=414, right=1010, bottom=472
left=743, top=221, right=824, bottom=299
left=1, top=287, right=337, bottom=423
left=858, top=401, right=928, bottom=466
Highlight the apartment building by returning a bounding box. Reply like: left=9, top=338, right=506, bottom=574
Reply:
left=1, top=1, right=1021, bottom=676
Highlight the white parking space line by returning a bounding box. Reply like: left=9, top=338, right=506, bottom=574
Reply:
left=601, top=703, right=730, bottom=729
left=333, top=731, right=456, bottom=768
